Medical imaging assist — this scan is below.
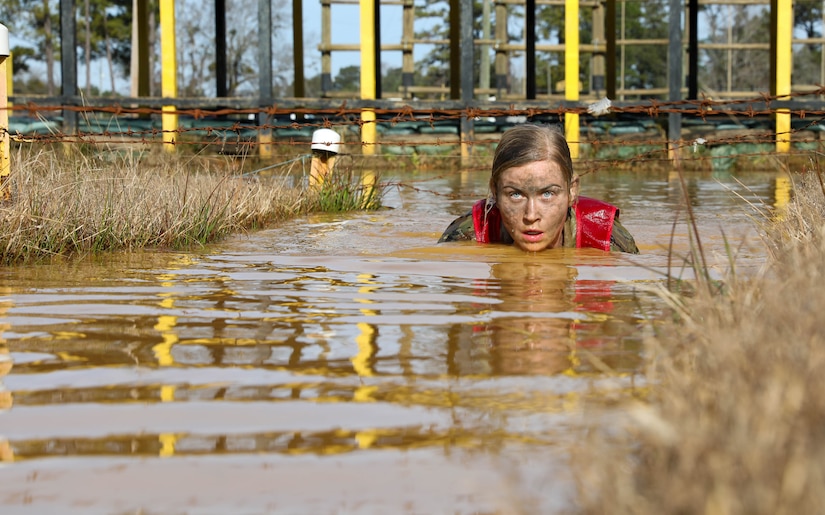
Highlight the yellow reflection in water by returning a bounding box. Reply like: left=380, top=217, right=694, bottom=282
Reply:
left=154, top=277, right=181, bottom=457
left=153, top=315, right=178, bottom=367
left=355, top=431, right=378, bottom=449
left=160, top=385, right=176, bottom=402
left=159, top=433, right=178, bottom=458
left=0, top=369, right=11, bottom=414
left=56, top=351, right=87, bottom=362
left=774, top=173, right=792, bottom=215
left=352, top=323, right=376, bottom=378
left=352, top=273, right=378, bottom=378
left=0, top=294, right=14, bottom=463
left=352, top=274, right=380, bottom=447
left=0, top=438, right=13, bottom=463
left=353, top=384, right=378, bottom=403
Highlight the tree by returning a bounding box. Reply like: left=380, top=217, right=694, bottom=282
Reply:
left=536, top=3, right=594, bottom=95
left=333, top=65, right=360, bottom=92
left=412, top=0, right=524, bottom=98
left=4, top=0, right=295, bottom=98
left=794, top=0, right=823, bottom=39
left=412, top=0, right=451, bottom=95
left=616, top=0, right=668, bottom=98
left=174, top=0, right=214, bottom=96
left=410, top=0, right=601, bottom=98
left=172, top=0, right=294, bottom=97
left=699, top=5, right=770, bottom=95
left=77, top=0, right=132, bottom=94
left=793, top=0, right=824, bottom=87
left=0, top=0, right=60, bottom=95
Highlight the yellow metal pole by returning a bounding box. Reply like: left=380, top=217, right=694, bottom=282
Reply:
left=0, top=24, right=10, bottom=202
left=775, top=0, right=791, bottom=153
left=5, top=52, right=10, bottom=110
left=360, top=0, right=377, bottom=156
left=160, top=0, right=178, bottom=151
left=564, top=0, right=580, bottom=158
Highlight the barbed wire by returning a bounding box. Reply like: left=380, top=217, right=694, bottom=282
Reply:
left=4, top=90, right=825, bottom=170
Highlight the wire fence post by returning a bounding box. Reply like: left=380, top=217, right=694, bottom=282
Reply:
left=460, top=0, right=475, bottom=161
left=667, top=0, right=683, bottom=161
left=564, top=0, right=580, bottom=159
left=0, top=24, right=10, bottom=202
left=774, top=0, right=792, bottom=153
left=160, top=0, right=178, bottom=152
left=258, top=0, right=274, bottom=158
left=60, top=0, right=78, bottom=142
left=360, top=0, right=377, bottom=157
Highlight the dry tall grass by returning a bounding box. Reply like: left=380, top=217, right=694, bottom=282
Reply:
left=0, top=147, right=315, bottom=264
left=572, top=167, right=825, bottom=514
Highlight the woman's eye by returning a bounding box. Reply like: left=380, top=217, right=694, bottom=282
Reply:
left=542, top=190, right=556, bottom=198
left=509, top=191, right=523, bottom=199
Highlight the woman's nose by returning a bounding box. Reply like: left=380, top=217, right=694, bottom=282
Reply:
left=523, top=198, right=539, bottom=222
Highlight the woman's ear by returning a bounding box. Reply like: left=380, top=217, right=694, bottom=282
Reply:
left=489, top=178, right=497, bottom=198
left=569, top=174, right=581, bottom=206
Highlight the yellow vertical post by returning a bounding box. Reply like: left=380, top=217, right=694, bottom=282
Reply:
left=564, top=0, right=580, bottom=158
left=258, top=127, right=273, bottom=158
left=5, top=52, right=10, bottom=110
left=775, top=0, right=791, bottom=153
left=0, top=24, right=10, bottom=202
left=360, top=0, right=377, bottom=199
left=360, top=0, right=377, bottom=156
left=160, top=0, right=178, bottom=151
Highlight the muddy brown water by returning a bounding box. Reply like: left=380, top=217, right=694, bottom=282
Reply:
left=0, top=168, right=784, bottom=514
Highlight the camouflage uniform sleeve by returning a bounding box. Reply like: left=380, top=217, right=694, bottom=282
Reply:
left=610, top=218, right=640, bottom=254
left=437, top=212, right=475, bottom=242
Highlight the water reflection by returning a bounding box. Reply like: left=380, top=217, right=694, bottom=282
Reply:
left=465, top=261, right=576, bottom=376
left=0, top=168, right=781, bottom=512
left=450, top=258, right=643, bottom=377
left=0, top=292, right=15, bottom=464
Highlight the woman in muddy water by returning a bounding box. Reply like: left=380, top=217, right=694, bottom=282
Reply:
left=438, top=124, right=639, bottom=253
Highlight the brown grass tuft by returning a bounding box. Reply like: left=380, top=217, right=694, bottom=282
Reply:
left=0, top=146, right=307, bottom=264
left=572, top=165, right=825, bottom=515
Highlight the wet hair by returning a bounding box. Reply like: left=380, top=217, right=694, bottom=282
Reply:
left=490, top=124, right=575, bottom=194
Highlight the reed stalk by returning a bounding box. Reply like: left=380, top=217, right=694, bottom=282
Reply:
left=0, top=146, right=384, bottom=264
left=571, top=163, right=825, bottom=515
left=315, top=168, right=383, bottom=212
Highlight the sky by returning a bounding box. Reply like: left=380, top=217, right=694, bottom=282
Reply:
left=6, top=0, right=411, bottom=95
left=306, top=0, right=415, bottom=77
left=7, top=1, right=789, bottom=97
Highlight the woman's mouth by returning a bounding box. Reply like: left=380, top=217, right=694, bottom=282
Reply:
left=521, top=230, right=544, bottom=243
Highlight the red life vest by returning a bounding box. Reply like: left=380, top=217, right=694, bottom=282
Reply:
left=471, top=196, right=618, bottom=251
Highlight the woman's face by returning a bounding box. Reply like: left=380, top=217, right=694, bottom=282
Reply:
left=493, top=160, right=579, bottom=252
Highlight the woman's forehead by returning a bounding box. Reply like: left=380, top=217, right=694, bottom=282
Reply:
left=497, top=160, right=568, bottom=185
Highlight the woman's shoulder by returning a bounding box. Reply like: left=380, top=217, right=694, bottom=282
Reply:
left=610, top=218, right=640, bottom=254
left=438, top=211, right=475, bottom=242
left=573, top=197, right=639, bottom=254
